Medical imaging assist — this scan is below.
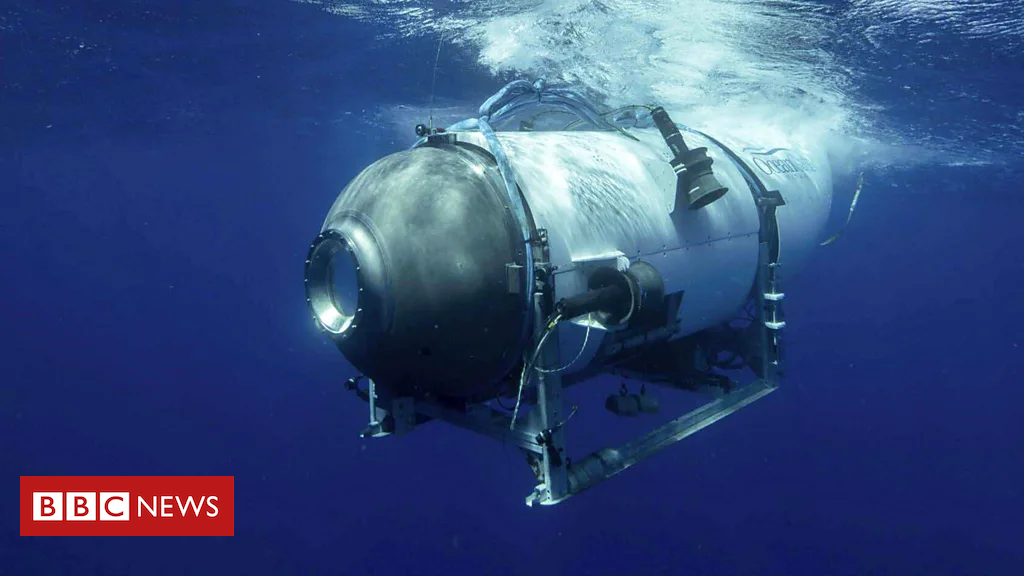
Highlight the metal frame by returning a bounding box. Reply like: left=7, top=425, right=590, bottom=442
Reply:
left=344, top=195, right=786, bottom=506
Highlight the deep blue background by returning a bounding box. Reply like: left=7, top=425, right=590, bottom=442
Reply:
left=2, top=1, right=1022, bottom=574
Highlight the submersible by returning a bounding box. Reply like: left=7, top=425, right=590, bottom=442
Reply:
left=304, top=80, right=832, bottom=505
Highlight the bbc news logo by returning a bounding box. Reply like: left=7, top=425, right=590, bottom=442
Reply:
left=20, top=476, right=233, bottom=536
left=33, top=492, right=219, bottom=521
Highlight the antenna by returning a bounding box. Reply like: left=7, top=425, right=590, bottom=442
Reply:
left=428, top=28, right=444, bottom=130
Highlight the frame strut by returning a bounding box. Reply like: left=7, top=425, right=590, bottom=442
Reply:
left=536, top=378, right=776, bottom=505
left=529, top=289, right=569, bottom=504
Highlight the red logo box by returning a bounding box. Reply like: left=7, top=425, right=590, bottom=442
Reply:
left=20, top=476, right=234, bottom=536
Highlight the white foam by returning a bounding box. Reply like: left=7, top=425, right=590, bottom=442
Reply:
left=300, top=0, right=1023, bottom=169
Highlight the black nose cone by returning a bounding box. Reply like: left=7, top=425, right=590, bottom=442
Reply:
left=305, top=143, right=531, bottom=401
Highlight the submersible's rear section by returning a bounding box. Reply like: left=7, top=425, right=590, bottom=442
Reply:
left=304, top=79, right=834, bottom=505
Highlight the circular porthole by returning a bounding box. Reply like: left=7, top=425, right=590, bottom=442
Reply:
left=305, top=231, right=360, bottom=335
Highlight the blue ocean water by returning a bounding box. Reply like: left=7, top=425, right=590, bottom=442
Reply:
left=1, top=0, right=1022, bottom=574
